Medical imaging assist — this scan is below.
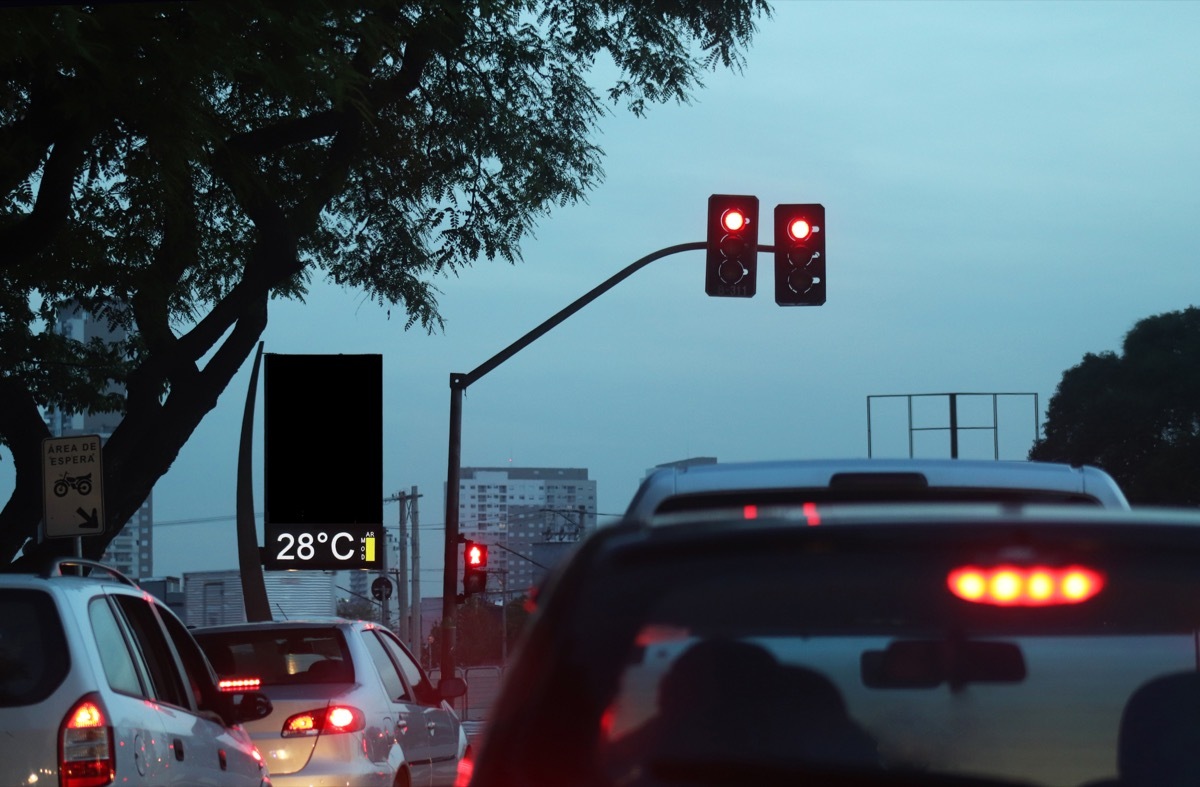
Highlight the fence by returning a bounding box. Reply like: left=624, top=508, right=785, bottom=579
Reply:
left=430, top=664, right=505, bottom=722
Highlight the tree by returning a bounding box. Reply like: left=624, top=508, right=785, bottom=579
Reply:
left=337, top=595, right=378, bottom=621
left=0, top=1, right=771, bottom=566
left=1030, top=306, right=1200, bottom=505
left=456, top=594, right=503, bottom=666
left=505, top=594, right=532, bottom=652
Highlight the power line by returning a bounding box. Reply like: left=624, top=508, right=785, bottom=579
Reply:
left=152, top=513, right=447, bottom=530
left=153, top=511, right=626, bottom=528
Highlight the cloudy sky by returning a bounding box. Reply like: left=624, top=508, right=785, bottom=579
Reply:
left=6, top=1, right=1200, bottom=583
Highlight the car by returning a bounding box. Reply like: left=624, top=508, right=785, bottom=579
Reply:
left=0, top=557, right=273, bottom=787
left=623, top=458, right=1130, bottom=521
left=193, top=618, right=468, bottom=787
left=468, top=502, right=1200, bottom=786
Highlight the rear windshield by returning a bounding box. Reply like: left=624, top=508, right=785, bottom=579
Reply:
left=194, top=626, right=354, bottom=685
left=0, top=589, right=69, bottom=706
left=494, top=523, right=1200, bottom=787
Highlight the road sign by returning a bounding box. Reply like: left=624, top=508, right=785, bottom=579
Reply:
left=371, top=576, right=393, bottom=601
left=43, top=435, right=105, bottom=538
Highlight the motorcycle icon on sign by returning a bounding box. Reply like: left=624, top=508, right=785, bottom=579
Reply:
left=53, top=472, right=93, bottom=498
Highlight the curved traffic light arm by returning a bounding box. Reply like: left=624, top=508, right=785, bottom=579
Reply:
left=441, top=239, right=731, bottom=678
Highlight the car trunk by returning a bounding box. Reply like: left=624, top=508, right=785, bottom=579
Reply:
left=239, top=682, right=356, bottom=775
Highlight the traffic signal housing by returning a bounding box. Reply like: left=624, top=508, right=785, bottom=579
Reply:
left=462, top=540, right=488, bottom=598
left=705, top=194, right=759, bottom=297
left=774, top=204, right=825, bottom=306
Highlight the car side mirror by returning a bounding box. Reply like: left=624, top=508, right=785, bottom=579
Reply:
left=230, top=690, right=274, bottom=723
left=438, top=676, right=467, bottom=700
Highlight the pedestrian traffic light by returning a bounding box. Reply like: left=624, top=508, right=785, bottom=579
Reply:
left=774, top=203, right=825, bottom=306
left=706, top=194, right=759, bottom=297
left=462, top=540, right=488, bottom=598
left=466, top=541, right=488, bottom=569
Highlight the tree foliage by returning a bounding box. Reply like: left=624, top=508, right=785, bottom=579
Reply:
left=0, top=0, right=770, bottom=567
left=430, top=594, right=531, bottom=666
left=1030, top=306, right=1200, bottom=506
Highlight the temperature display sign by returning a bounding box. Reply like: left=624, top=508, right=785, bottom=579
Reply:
left=263, top=524, right=381, bottom=570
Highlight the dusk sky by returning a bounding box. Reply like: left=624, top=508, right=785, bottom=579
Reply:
left=5, top=1, right=1200, bottom=585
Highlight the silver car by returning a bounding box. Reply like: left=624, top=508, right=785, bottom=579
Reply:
left=194, top=618, right=467, bottom=787
left=470, top=503, right=1200, bottom=786
left=0, top=558, right=273, bottom=787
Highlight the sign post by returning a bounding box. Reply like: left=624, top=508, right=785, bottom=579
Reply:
left=43, top=435, right=105, bottom=539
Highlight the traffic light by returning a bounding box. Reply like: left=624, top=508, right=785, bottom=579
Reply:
left=462, top=540, right=488, bottom=598
left=705, top=194, right=759, bottom=297
left=774, top=203, right=825, bottom=306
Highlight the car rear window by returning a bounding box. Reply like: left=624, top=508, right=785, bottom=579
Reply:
left=0, top=589, right=69, bottom=706
left=194, top=627, right=354, bottom=685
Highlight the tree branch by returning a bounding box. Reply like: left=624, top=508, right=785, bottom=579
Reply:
left=0, top=124, right=88, bottom=269
left=0, top=376, right=53, bottom=563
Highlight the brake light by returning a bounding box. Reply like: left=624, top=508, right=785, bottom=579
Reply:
left=948, top=565, right=1105, bottom=606
left=282, top=705, right=366, bottom=737
left=523, top=585, right=539, bottom=614
left=60, top=693, right=114, bottom=787
left=634, top=624, right=691, bottom=647
left=455, top=745, right=475, bottom=787
left=218, top=676, right=262, bottom=692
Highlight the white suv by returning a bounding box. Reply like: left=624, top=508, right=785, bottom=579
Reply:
left=624, top=458, right=1130, bottom=522
left=0, top=558, right=273, bottom=787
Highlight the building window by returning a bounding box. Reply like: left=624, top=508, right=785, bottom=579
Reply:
left=203, top=582, right=225, bottom=627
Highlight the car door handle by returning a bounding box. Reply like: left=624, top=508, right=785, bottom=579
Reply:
left=427, top=722, right=437, bottom=735
left=173, top=738, right=184, bottom=761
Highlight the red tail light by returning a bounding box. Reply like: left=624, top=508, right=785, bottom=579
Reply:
left=60, top=693, right=114, bottom=787
left=454, top=745, right=475, bottom=787
left=282, top=705, right=366, bottom=737
left=948, top=564, right=1105, bottom=606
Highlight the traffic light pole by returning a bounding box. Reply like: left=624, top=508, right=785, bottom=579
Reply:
left=440, top=240, right=711, bottom=680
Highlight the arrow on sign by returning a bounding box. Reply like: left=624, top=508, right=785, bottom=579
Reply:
left=76, top=507, right=101, bottom=529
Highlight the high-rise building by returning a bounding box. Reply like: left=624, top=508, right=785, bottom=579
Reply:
left=453, top=467, right=596, bottom=599
left=45, top=305, right=153, bottom=579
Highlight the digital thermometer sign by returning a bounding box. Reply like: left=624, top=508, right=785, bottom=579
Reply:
left=263, top=525, right=382, bottom=570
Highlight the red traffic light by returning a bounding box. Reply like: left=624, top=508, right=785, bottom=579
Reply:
left=461, top=540, right=489, bottom=600
left=787, top=217, right=812, bottom=241
left=721, top=208, right=748, bottom=234
left=706, top=194, right=759, bottom=298
left=774, top=203, right=825, bottom=307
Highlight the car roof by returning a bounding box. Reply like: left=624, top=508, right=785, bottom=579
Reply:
left=623, top=458, right=1130, bottom=520
left=646, top=501, right=1200, bottom=531
left=0, top=557, right=142, bottom=590
left=192, top=617, right=367, bottom=633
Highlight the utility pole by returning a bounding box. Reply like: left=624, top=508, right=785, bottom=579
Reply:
left=409, top=486, right=421, bottom=652
left=379, top=526, right=389, bottom=626
left=397, top=490, right=409, bottom=642
left=382, top=488, right=423, bottom=645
